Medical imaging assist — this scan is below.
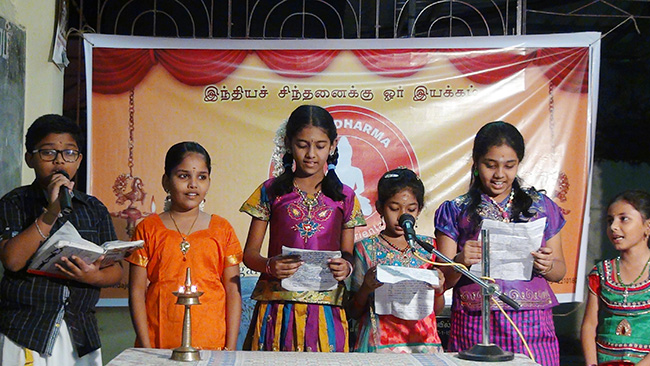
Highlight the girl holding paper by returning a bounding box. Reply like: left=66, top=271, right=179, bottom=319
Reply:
left=434, top=121, right=566, bottom=365
left=240, top=105, right=366, bottom=352
left=348, top=168, right=445, bottom=353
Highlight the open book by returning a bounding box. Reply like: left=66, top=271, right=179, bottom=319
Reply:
left=27, top=221, right=144, bottom=278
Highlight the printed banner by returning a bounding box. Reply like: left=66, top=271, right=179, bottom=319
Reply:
left=84, top=34, right=600, bottom=305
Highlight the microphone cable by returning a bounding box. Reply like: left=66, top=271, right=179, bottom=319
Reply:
left=409, top=248, right=535, bottom=362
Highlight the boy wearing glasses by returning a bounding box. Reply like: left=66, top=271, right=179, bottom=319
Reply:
left=0, top=114, right=122, bottom=365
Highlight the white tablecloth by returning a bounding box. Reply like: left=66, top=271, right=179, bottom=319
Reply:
left=106, top=348, right=541, bottom=366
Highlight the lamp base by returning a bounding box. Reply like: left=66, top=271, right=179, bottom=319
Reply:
left=457, top=343, right=514, bottom=362
left=171, top=346, right=201, bottom=362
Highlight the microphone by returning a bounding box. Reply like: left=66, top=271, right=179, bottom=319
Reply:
left=398, top=213, right=418, bottom=250
left=56, top=171, right=73, bottom=216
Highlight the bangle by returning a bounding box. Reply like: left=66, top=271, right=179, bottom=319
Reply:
left=344, top=260, right=353, bottom=280
left=540, top=261, right=554, bottom=276
left=265, top=257, right=273, bottom=276
left=435, top=283, right=446, bottom=297
left=34, top=218, right=48, bottom=239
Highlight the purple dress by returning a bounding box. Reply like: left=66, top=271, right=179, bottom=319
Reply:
left=240, top=178, right=366, bottom=352
left=434, top=188, right=565, bottom=366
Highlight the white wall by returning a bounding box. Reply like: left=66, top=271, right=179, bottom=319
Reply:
left=0, top=0, right=64, bottom=185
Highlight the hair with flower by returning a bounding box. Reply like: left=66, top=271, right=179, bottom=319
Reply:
left=271, top=119, right=289, bottom=177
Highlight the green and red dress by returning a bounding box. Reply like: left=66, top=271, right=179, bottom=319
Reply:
left=589, top=259, right=650, bottom=365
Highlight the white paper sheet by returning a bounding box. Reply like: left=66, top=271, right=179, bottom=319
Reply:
left=469, top=218, right=546, bottom=281
left=280, top=246, right=341, bottom=291
left=374, top=265, right=439, bottom=320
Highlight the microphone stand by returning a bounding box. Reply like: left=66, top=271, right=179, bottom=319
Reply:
left=414, top=229, right=519, bottom=361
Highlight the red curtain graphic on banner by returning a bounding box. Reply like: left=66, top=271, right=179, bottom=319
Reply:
left=93, top=48, right=589, bottom=93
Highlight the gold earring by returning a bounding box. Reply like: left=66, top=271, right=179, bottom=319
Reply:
left=164, top=193, right=172, bottom=212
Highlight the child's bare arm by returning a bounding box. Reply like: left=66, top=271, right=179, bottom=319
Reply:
left=0, top=175, right=71, bottom=272
left=580, top=290, right=599, bottom=366
left=243, top=218, right=302, bottom=278
left=328, top=227, right=355, bottom=281
left=129, top=264, right=151, bottom=348
left=433, top=268, right=446, bottom=315
left=242, top=218, right=269, bottom=273
left=0, top=215, right=52, bottom=271
left=532, top=234, right=566, bottom=283
left=347, top=265, right=382, bottom=319
left=223, top=264, right=242, bottom=350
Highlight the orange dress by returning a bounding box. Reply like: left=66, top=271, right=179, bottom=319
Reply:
left=127, top=214, right=242, bottom=349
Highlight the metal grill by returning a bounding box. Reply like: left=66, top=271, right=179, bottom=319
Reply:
left=73, top=0, right=522, bottom=39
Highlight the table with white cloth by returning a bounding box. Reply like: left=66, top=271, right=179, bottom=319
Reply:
left=106, top=348, right=541, bottom=366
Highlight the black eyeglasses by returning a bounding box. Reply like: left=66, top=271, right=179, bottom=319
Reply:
left=31, top=149, right=81, bottom=163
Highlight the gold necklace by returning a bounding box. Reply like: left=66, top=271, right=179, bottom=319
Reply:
left=615, top=255, right=650, bottom=302
left=294, top=183, right=321, bottom=217
left=169, top=211, right=200, bottom=260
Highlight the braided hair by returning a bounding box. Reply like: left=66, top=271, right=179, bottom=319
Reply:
left=269, top=105, right=345, bottom=201
left=466, top=121, right=534, bottom=227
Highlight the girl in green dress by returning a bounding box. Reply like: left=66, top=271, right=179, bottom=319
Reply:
left=581, top=190, right=650, bottom=366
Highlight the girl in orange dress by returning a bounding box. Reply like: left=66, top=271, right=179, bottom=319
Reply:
left=127, top=141, right=242, bottom=350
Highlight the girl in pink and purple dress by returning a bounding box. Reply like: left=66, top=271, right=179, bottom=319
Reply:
left=240, top=105, right=366, bottom=352
left=434, top=121, right=566, bottom=366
